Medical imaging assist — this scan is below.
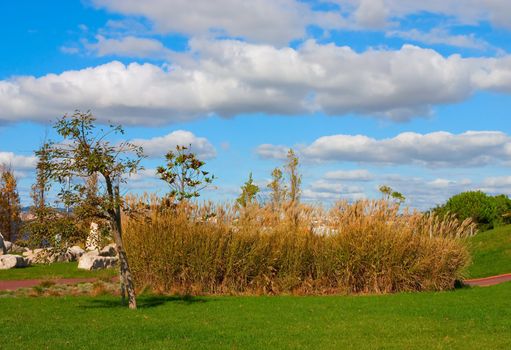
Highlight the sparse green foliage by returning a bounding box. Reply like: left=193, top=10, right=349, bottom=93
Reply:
left=285, top=149, right=301, bottom=205
left=379, top=185, right=405, bottom=205
left=25, top=144, right=86, bottom=250
left=156, top=145, right=214, bottom=202
left=41, top=110, right=143, bottom=309
left=236, top=173, right=260, bottom=208
left=268, top=167, right=286, bottom=208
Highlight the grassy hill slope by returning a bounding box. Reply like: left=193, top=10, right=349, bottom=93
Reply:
left=467, top=225, right=511, bottom=278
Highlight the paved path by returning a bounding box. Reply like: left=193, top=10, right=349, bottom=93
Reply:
left=463, top=273, right=511, bottom=287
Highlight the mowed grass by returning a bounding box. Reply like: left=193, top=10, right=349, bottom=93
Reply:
left=0, top=262, right=117, bottom=281
left=467, top=225, right=511, bottom=278
left=1, top=283, right=510, bottom=349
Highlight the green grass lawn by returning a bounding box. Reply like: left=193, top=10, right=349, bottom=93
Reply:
left=0, top=262, right=117, bottom=281
left=467, top=225, right=511, bottom=278
left=0, top=283, right=510, bottom=349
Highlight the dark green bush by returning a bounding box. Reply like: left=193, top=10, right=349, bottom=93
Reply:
left=435, top=191, right=511, bottom=230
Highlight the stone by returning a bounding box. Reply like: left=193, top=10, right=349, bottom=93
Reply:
left=24, top=248, right=59, bottom=264
left=86, top=222, right=100, bottom=251
left=9, top=243, right=28, bottom=254
left=4, top=240, right=12, bottom=253
left=67, top=246, right=85, bottom=260
left=78, top=251, right=117, bottom=270
left=0, top=232, right=6, bottom=255
left=99, top=243, right=117, bottom=257
left=0, top=254, right=30, bottom=269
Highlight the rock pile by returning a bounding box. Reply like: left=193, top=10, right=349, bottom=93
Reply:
left=78, top=243, right=118, bottom=270
left=0, top=230, right=118, bottom=271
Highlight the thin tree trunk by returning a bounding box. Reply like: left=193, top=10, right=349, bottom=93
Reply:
left=105, top=176, right=137, bottom=309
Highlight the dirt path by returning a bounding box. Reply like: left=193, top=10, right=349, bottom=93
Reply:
left=0, top=277, right=119, bottom=291
left=0, top=278, right=98, bottom=290
left=1, top=274, right=510, bottom=291
left=463, top=273, right=511, bottom=287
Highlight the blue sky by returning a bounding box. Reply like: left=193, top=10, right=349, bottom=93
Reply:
left=0, top=0, right=510, bottom=209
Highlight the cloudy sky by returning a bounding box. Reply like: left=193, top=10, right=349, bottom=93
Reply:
left=0, top=0, right=510, bottom=209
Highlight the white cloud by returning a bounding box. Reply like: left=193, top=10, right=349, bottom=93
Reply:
left=258, top=131, right=511, bottom=168
left=480, top=176, right=511, bottom=195
left=0, top=152, right=37, bottom=170
left=84, top=35, right=173, bottom=59
left=380, top=174, right=476, bottom=209
left=92, top=0, right=511, bottom=45
left=386, top=28, right=489, bottom=50
left=302, top=187, right=366, bottom=202
left=92, top=0, right=345, bottom=46
left=1, top=41, right=511, bottom=124
left=336, top=0, right=511, bottom=29
left=324, top=169, right=373, bottom=181
left=131, top=130, right=217, bottom=159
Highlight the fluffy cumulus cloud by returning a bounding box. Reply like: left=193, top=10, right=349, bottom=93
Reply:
left=2, top=40, right=511, bottom=125
left=480, top=176, right=511, bottom=195
left=380, top=174, right=475, bottom=208
left=131, top=130, right=217, bottom=159
left=386, top=28, right=490, bottom=50
left=324, top=169, right=374, bottom=181
left=258, top=131, right=511, bottom=167
left=92, top=0, right=511, bottom=42
left=0, top=152, right=37, bottom=170
left=92, top=0, right=344, bottom=46
left=84, top=35, right=173, bottom=59
left=336, top=0, right=511, bottom=29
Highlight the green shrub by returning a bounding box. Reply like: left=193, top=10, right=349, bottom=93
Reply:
left=435, top=191, right=511, bottom=230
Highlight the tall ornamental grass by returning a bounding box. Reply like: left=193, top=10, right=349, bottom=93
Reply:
left=124, top=197, right=474, bottom=295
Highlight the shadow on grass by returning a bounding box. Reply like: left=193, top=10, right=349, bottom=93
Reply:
left=79, top=294, right=210, bottom=309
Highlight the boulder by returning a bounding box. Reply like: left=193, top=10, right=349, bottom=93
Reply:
left=0, top=254, right=30, bottom=269
left=99, top=243, right=117, bottom=257
left=0, top=232, right=6, bottom=255
left=86, top=222, right=100, bottom=251
left=78, top=251, right=117, bottom=270
left=23, top=248, right=64, bottom=264
left=9, top=243, right=28, bottom=254
left=4, top=240, right=12, bottom=253
left=67, top=246, right=85, bottom=260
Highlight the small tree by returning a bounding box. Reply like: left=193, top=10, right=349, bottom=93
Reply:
left=285, top=149, right=301, bottom=205
left=267, top=167, right=286, bottom=209
left=41, top=111, right=143, bottom=309
left=379, top=185, right=405, bottom=205
left=284, top=149, right=301, bottom=226
left=157, top=145, right=214, bottom=202
left=236, top=173, right=260, bottom=208
left=0, top=166, right=22, bottom=241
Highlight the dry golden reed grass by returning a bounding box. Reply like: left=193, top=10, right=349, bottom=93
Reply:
left=123, top=196, right=475, bottom=296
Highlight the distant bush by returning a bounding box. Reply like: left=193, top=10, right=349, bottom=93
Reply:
left=124, top=198, right=473, bottom=296
left=435, top=191, right=511, bottom=230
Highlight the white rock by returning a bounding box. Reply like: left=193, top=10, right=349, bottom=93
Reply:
left=78, top=251, right=118, bottom=270
left=67, top=246, right=85, bottom=260
left=9, top=243, right=27, bottom=254
left=99, top=243, right=117, bottom=257
left=0, top=232, right=6, bottom=255
left=86, top=222, right=100, bottom=251
left=0, top=254, right=30, bottom=269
